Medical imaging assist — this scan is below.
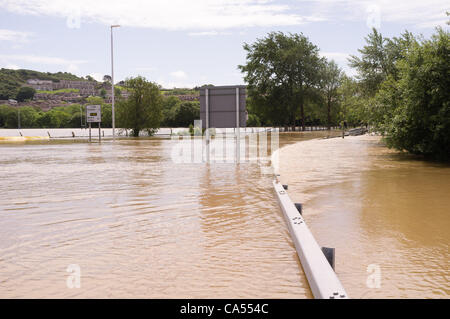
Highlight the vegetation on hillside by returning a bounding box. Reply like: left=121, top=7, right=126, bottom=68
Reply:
left=0, top=68, right=86, bottom=100
left=36, top=88, right=80, bottom=94
left=16, top=87, right=36, bottom=102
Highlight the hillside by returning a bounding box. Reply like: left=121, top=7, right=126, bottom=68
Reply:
left=0, top=68, right=87, bottom=100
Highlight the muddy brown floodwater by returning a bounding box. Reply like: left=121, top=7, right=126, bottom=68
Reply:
left=0, top=132, right=448, bottom=298
left=277, top=135, right=450, bottom=299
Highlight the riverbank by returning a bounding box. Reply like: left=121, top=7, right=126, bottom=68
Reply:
left=276, top=134, right=450, bottom=298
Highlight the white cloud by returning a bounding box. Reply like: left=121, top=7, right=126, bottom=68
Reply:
left=0, top=1, right=445, bottom=31
left=0, top=54, right=87, bottom=66
left=188, top=31, right=232, bottom=36
left=0, top=54, right=88, bottom=74
left=5, top=63, right=20, bottom=70
left=0, top=0, right=306, bottom=30
left=157, top=79, right=196, bottom=89
left=89, top=73, right=104, bottom=81
left=320, top=52, right=350, bottom=63
left=135, top=67, right=156, bottom=72
left=297, top=0, right=449, bottom=28
left=67, top=63, right=79, bottom=73
left=0, top=29, right=33, bottom=42
left=170, top=70, right=187, bottom=79
left=319, top=51, right=356, bottom=76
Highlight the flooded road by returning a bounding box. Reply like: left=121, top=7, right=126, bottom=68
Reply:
left=0, top=132, right=448, bottom=298
left=277, top=135, right=450, bottom=299
left=0, top=132, right=335, bottom=298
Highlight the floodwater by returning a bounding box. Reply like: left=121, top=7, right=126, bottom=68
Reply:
left=277, top=135, right=450, bottom=299
left=0, top=132, right=448, bottom=298
left=0, top=131, right=333, bottom=298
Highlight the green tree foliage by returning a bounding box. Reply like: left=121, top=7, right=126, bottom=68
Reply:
left=239, top=32, right=324, bottom=130
left=246, top=113, right=261, bottom=127
left=0, top=104, right=17, bottom=127
left=373, top=28, right=450, bottom=160
left=16, top=86, right=36, bottom=102
left=161, top=95, right=200, bottom=127
left=161, top=96, right=180, bottom=127
left=349, top=28, right=416, bottom=96
left=0, top=103, right=113, bottom=129
left=171, top=101, right=199, bottom=127
left=116, top=76, right=163, bottom=136
left=86, top=96, right=104, bottom=105
left=338, top=76, right=369, bottom=126
left=319, top=60, right=343, bottom=129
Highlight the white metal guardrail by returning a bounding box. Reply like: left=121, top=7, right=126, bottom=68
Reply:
left=273, top=180, right=348, bottom=299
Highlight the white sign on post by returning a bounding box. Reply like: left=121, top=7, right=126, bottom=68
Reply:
left=86, top=105, right=101, bottom=123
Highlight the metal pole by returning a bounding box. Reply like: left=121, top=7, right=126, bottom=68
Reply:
left=111, top=25, right=120, bottom=140
left=99, top=122, right=101, bottom=142
left=80, top=105, right=83, bottom=128
left=18, top=108, right=21, bottom=130
left=89, top=122, right=91, bottom=142
left=236, top=87, right=240, bottom=163
left=205, top=88, right=210, bottom=163
left=111, top=26, right=115, bottom=140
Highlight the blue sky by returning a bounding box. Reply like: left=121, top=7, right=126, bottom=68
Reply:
left=0, top=0, right=448, bottom=88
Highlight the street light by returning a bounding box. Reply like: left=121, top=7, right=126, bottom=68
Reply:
left=110, top=24, right=120, bottom=140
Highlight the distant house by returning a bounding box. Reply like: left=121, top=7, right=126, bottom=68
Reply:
left=26, top=79, right=96, bottom=96
left=26, top=79, right=53, bottom=91
left=8, top=99, right=18, bottom=105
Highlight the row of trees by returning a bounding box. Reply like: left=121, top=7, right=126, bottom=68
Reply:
left=344, top=28, right=449, bottom=160
left=0, top=97, right=112, bottom=129
left=240, top=28, right=449, bottom=160
left=0, top=80, right=200, bottom=137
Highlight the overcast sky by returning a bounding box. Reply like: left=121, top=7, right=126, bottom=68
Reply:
left=0, top=0, right=448, bottom=88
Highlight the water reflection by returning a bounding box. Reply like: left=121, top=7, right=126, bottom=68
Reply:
left=0, top=133, right=321, bottom=298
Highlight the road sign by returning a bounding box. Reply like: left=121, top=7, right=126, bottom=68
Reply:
left=86, top=105, right=101, bottom=123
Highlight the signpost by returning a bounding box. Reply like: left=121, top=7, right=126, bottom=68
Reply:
left=86, top=105, right=101, bottom=142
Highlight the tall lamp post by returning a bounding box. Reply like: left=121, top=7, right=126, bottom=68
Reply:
left=110, top=24, right=120, bottom=139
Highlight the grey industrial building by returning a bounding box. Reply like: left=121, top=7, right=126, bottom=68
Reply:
left=199, top=85, right=247, bottom=129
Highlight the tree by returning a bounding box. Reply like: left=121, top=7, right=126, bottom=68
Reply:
left=0, top=104, right=15, bottom=127
left=161, top=96, right=181, bottom=127
left=239, top=32, right=324, bottom=130
left=247, top=113, right=261, bottom=127
left=16, top=86, right=36, bottom=102
left=37, top=109, right=71, bottom=128
left=349, top=28, right=416, bottom=96
left=17, top=106, right=40, bottom=128
left=116, top=76, right=163, bottom=137
left=103, top=75, right=112, bottom=83
left=85, top=75, right=95, bottom=81
left=170, top=101, right=200, bottom=127
left=319, top=60, right=342, bottom=129
left=374, top=28, right=450, bottom=160
left=338, top=76, right=368, bottom=126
